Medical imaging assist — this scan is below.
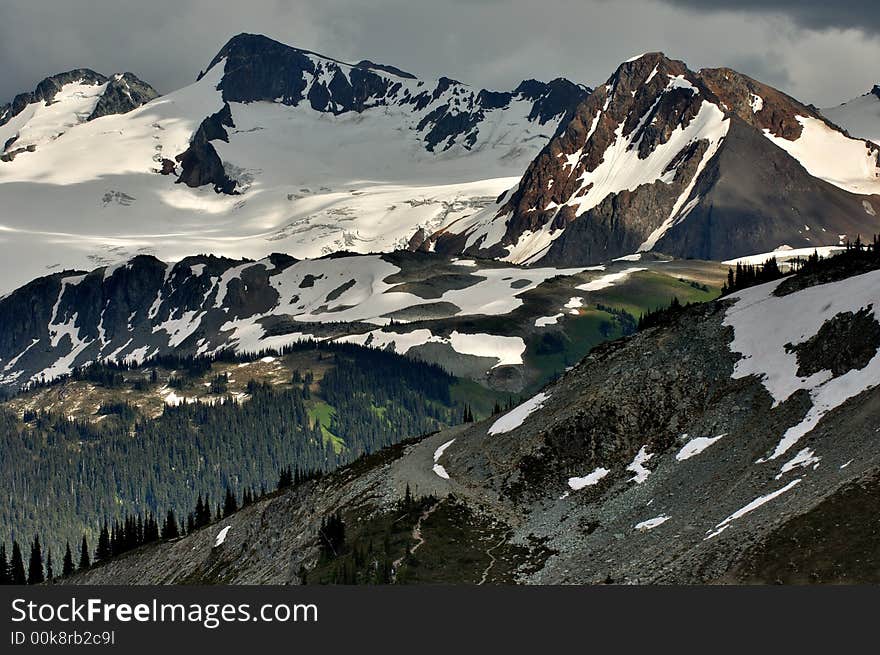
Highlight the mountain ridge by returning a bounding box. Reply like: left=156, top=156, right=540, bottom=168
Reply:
left=431, top=51, right=880, bottom=265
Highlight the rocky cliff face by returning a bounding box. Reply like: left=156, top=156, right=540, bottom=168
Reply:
left=433, top=53, right=880, bottom=265
left=0, top=69, right=158, bottom=161
left=60, top=256, right=880, bottom=584
left=171, top=34, right=589, bottom=192
left=204, top=34, right=588, bottom=152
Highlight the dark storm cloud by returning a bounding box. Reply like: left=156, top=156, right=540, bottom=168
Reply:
left=659, top=0, right=880, bottom=32
left=1, top=0, right=879, bottom=110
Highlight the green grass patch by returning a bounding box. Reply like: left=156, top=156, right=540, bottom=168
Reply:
left=590, top=270, right=718, bottom=317
left=307, top=401, right=345, bottom=453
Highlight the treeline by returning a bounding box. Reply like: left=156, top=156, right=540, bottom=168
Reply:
left=1, top=467, right=327, bottom=584
left=721, top=235, right=880, bottom=296
left=637, top=297, right=697, bottom=331
left=1, top=345, right=460, bottom=560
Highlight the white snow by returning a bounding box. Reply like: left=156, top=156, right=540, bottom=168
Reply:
left=535, top=313, right=564, bottom=327
left=823, top=91, right=880, bottom=146
left=568, top=467, right=610, bottom=490
left=0, top=54, right=569, bottom=294
left=763, top=116, right=880, bottom=195
left=337, top=327, right=526, bottom=370
left=564, top=296, right=584, bottom=314
left=723, top=246, right=844, bottom=268
left=214, top=526, right=231, bottom=547
left=577, top=267, right=647, bottom=292
left=626, top=446, right=654, bottom=483
left=676, top=434, right=726, bottom=461
left=638, top=102, right=729, bottom=252
left=488, top=391, right=550, bottom=435
left=432, top=438, right=456, bottom=480
left=723, top=269, right=880, bottom=460
left=458, top=90, right=729, bottom=264
left=775, top=448, right=820, bottom=479
left=749, top=93, right=764, bottom=113
left=635, top=515, right=670, bottom=531
left=705, top=479, right=802, bottom=539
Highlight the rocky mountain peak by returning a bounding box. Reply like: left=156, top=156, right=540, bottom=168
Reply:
left=433, top=53, right=880, bottom=267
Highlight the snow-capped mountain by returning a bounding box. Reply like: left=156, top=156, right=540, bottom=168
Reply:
left=823, top=85, right=880, bottom=146
left=3, top=38, right=879, bottom=294
left=435, top=53, right=880, bottom=265
left=0, top=33, right=588, bottom=293
left=0, top=69, right=158, bottom=161
left=0, top=250, right=715, bottom=392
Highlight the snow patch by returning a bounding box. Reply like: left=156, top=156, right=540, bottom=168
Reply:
left=488, top=391, right=550, bottom=435
left=676, top=434, right=726, bottom=461
left=626, top=446, right=654, bottom=484
left=432, top=438, right=456, bottom=480
left=705, top=479, right=802, bottom=539
left=568, top=467, right=610, bottom=490
left=723, top=269, right=880, bottom=460
left=214, top=526, right=231, bottom=547
left=635, top=515, right=670, bottom=531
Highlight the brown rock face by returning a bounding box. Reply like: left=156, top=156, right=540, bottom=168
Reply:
left=479, top=53, right=711, bottom=257
left=455, top=52, right=880, bottom=266
left=696, top=67, right=814, bottom=140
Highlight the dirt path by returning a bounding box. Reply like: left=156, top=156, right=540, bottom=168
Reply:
left=478, top=536, right=506, bottom=585
left=392, top=500, right=443, bottom=578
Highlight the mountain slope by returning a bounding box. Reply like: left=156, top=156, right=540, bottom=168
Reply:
left=823, top=85, right=880, bottom=146
left=59, top=250, right=880, bottom=584
left=433, top=53, right=880, bottom=265
left=0, top=33, right=588, bottom=293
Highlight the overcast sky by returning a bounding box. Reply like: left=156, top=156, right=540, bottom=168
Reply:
left=2, top=0, right=878, bottom=107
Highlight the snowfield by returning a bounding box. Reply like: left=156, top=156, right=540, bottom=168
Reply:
left=214, top=526, right=232, bottom=547
left=823, top=91, right=880, bottom=146
left=626, top=446, right=654, bottom=484
left=635, top=515, right=670, bottom=531
left=723, top=270, right=880, bottom=461
left=0, top=49, right=569, bottom=293
left=705, top=479, right=802, bottom=540
left=763, top=116, right=880, bottom=196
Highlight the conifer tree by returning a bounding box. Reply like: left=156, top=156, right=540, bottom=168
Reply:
left=62, top=542, right=74, bottom=577
left=46, top=549, right=54, bottom=582
left=10, top=541, right=26, bottom=585
left=162, top=509, right=180, bottom=539
left=194, top=494, right=206, bottom=529
left=95, top=522, right=111, bottom=563
left=223, top=486, right=238, bottom=517
left=0, top=543, right=10, bottom=585
left=78, top=536, right=90, bottom=571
